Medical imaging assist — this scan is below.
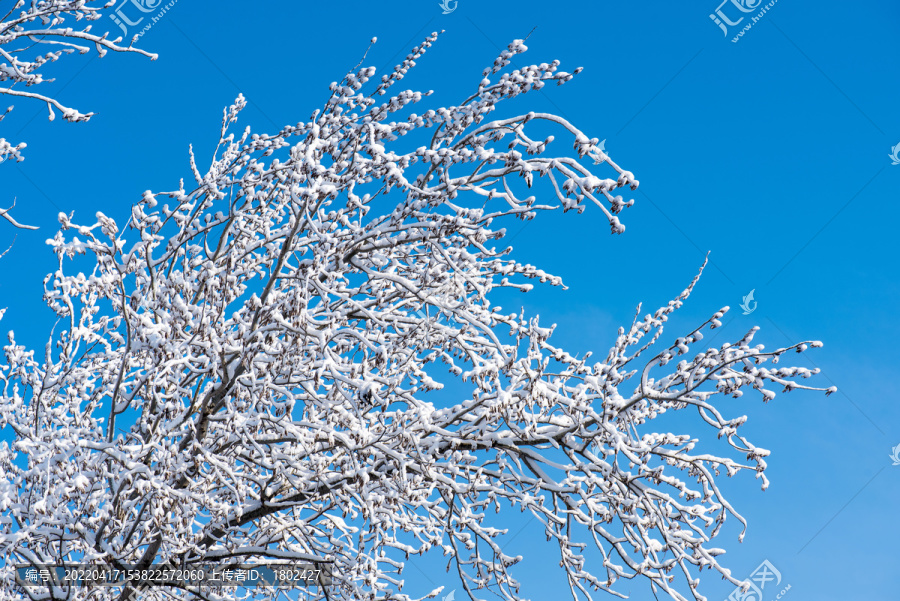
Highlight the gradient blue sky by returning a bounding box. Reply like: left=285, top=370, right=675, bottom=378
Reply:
left=2, top=1, right=899, bottom=599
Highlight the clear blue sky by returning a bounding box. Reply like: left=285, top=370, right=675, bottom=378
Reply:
left=2, top=1, right=899, bottom=599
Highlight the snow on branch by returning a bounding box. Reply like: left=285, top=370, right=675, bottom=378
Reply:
left=0, top=0, right=156, bottom=228
left=0, top=32, right=831, bottom=601
left=0, top=197, right=36, bottom=229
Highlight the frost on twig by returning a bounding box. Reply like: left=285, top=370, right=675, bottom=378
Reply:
left=0, top=33, right=830, bottom=601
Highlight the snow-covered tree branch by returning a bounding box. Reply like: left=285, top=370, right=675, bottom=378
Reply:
left=0, top=32, right=833, bottom=601
left=0, top=0, right=156, bottom=227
